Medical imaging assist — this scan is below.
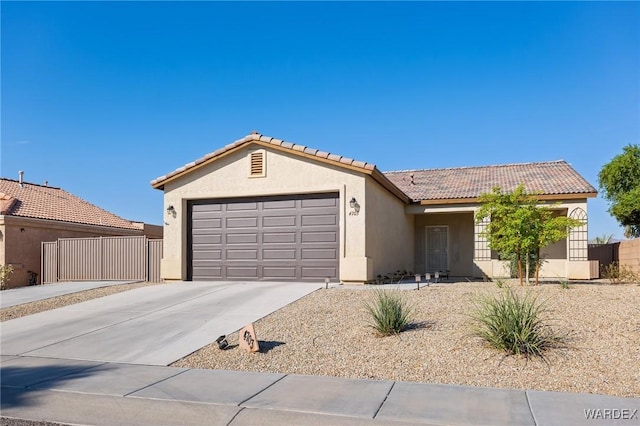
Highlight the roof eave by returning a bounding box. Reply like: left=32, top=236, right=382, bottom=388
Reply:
left=418, top=191, right=598, bottom=205
left=151, top=139, right=410, bottom=203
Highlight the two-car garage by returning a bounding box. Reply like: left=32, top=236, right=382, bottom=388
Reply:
left=188, top=193, right=339, bottom=281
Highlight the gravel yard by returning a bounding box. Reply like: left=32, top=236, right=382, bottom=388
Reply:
left=174, top=281, right=640, bottom=398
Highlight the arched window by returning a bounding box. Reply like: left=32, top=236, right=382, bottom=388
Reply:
left=568, top=208, right=588, bottom=260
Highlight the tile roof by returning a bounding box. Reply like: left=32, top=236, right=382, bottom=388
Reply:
left=384, top=161, right=597, bottom=202
left=0, top=178, right=142, bottom=230
left=151, top=132, right=377, bottom=189
left=151, top=132, right=596, bottom=204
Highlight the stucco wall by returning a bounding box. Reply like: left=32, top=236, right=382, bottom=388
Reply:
left=161, top=145, right=372, bottom=282
left=414, top=212, right=474, bottom=277
left=0, top=216, right=143, bottom=288
left=364, top=178, right=414, bottom=280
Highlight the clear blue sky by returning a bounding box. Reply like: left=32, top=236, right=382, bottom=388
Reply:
left=2, top=1, right=639, bottom=239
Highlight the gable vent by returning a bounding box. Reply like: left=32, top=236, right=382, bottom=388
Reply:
left=250, top=151, right=265, bottom=177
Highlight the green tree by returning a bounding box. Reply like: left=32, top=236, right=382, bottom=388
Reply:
left=598, top=145, right=640, bottom=238
left=475, top=185, right=583, bottom=285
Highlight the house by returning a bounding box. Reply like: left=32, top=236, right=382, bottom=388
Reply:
left=0, top=174, right=162, bottom=288
left=151, top=132, right=597, bottom=283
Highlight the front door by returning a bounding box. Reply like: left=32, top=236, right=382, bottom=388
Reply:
left=425, top=226, right=448, bottom=273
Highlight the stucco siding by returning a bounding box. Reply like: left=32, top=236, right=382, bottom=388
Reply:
left=161, top=145, right=370, bottom=282
left=364, top=178, right=414, bottom=280
left=414, top=213, right=474, bottom=277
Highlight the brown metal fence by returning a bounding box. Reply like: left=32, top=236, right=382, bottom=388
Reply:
left=42, top=236, right=163, bottom=283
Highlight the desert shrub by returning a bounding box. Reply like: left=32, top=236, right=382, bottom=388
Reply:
left=559, top=279, right=570, bottom=290
left=469, top=288, right=566, bottom=360
left=602, top=262, right=640, bottom=284
left=364, top=290, right=413, bottom=336
left=494, top=278, right=506, bottom=288
left=0, top=265, right=14, bottom=290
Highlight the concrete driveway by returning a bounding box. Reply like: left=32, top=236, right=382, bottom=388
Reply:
left=0, top=281, right=320, bottom=365
left=0, top=280, right=139, bottom=308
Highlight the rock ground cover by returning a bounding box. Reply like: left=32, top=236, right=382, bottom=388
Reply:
left=2, top=280, right=637, bottom=397
left=174, top=281, right=640, bottom=398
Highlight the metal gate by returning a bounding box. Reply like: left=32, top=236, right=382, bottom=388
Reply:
left=42, top=236, right=163, bottom=283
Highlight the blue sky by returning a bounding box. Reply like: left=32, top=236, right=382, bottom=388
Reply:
left=2, top=1, right=639, bottom=239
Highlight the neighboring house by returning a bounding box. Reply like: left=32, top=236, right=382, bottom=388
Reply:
left=151, top=132, right=597, bottom=283
left=0, top=175, right=162, bottom=288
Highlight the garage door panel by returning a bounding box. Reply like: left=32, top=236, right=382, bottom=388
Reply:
left=192, top=266, right=222, bottom=279
left=302, top=248, right=337, bottom=260
left=263, top=249, right=296, bottom=260
left=301, top=266, right=338, bottom=278
left=226, top=217, right=258, bottom=228
left=263, top=232, right=296, bottom=244
left=226, top=202, right=258, bottom=211
left=192, top=234, right=222, bottom=244
left=263, top=267, right=297, bottom=278
left=263, top=216, right=296, bottom=227
left=301, top=231, right=337, bottom=243
left=226, top=266, right=258, bottom=278
left=189, top=193, right=338, bottom=281
left=192, top=218, right=222, bottom=229
left=192, top=204, right=222, bottom=213
left=192, top=249, right=222, bottom=260
left=301, top=197, right=338, bottom=208
left=226, top=233, right=258, bottom=244
left=226, top=249, right=258, bottom=260
left=263, top=199, right=296, bottom=209
left=301, top=214, right=337, bottom=226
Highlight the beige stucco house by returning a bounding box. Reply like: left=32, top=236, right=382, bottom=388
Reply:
left=151, top=132, right=598, bottom=283
left=0, top=175, right=162, bottom=288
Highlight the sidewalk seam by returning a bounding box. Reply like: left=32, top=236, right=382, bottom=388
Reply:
left=373, top=381, right=396, bottom=419
left=122, top=367, right=190, bottom=397
left=226, top=406, right=246, bottom=425
left=237, top=373, right=288, bottom=406
left=525, top=390, right=539, bottom=426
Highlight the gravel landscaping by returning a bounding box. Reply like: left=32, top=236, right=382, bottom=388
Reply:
left=174, top=281, right=640, bottom=398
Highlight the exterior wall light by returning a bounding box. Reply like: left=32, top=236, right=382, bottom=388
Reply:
left=166, top=204, right=176, bottom=216
left=348, top=197, right=360, bottom=216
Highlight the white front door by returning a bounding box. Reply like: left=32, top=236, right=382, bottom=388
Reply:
left=425, top=226, right=448, bottom=273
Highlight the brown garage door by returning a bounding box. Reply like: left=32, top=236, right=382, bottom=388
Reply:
left=188, top=193, right=339, bottom=281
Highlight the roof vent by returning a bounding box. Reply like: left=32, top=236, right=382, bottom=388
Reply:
left=19, top=171, right=24, bottom=187
left=249, top=151, right=265, bottom=177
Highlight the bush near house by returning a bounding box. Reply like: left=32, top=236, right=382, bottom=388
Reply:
left=468, top=288, right=568, bottom=361
left=0, top=265, right=14, bottom=290
left=363, top=290, right=413, bottom=336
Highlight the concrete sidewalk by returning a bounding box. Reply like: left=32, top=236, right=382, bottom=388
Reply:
left=0, top=281, right=139, bottom=308
left=1, top=356, right=638, bottom=426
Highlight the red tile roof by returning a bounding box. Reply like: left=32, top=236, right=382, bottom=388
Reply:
left=152, top=133, right=596, bottom=203
left=0, top=178, right=142, bottom=230
left=384, top=161, right=597, bottom=202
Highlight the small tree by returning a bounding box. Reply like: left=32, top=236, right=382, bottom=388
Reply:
left=589, top=234, right=613, bottom=245
left=476, top=185, right=583, bottom=285
left=598, top=145, right=640, bottom=238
